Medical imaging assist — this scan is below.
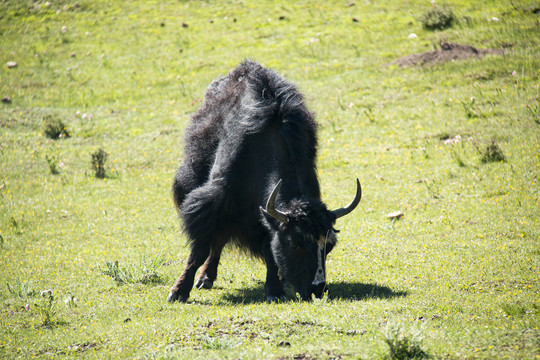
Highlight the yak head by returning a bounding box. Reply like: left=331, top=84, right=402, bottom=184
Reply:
left=260, top=179, right=361, bottom=301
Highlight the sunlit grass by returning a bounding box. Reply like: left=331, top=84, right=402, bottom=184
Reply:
left=1, top=0, right=539, bottom=358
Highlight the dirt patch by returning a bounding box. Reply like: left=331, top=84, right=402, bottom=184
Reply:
left=391, top=41, right=505, bottom=67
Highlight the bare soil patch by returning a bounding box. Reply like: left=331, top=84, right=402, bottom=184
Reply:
left=392, top=41, right=505, bottom=67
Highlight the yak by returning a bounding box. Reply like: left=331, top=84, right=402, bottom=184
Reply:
left=168, top=60, right=361, bottom=303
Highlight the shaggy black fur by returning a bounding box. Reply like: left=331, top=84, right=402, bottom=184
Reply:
left=168, top=61, right=349, bottom=303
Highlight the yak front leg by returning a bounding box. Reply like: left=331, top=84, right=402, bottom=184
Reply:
left=262, top=243, right=286, bottom=302
left=167, top=242, right=210, bottom=303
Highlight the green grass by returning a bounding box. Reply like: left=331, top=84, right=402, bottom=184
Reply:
left=1, top=0, right=539, bottom=358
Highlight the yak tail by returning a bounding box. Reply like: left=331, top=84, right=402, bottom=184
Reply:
left=180, top=180, right=225, bottom=245
left=172, top=164, right=203, bottom=211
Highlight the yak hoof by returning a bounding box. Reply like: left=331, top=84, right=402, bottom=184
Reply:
left=266, top=295, right=286, bottom=303
left=167, top=291, right=188, bottom=303
left=195, top=276, right=213, bottom=290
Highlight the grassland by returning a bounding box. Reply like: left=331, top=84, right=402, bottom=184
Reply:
left=1, top=0, right=539, bottom=359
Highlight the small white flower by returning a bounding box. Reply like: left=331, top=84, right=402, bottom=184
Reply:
left=64, top=295, right=77, bottom=307
left=408, top=33, right=417, bottom=39
left=61, top=26, right=68, bottom=33
left=40, top=289, right=53, bottom=297
left=511, top=70, right=517, bottom=76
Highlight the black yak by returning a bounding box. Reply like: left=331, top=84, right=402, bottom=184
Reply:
left=168, top=60, right=361, bottom=303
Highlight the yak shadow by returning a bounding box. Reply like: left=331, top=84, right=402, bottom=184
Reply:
left=329, top=282, right=408, bottom=301
left=220, top=281, right=407, bottom=304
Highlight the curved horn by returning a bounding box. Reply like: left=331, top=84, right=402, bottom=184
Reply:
left=331, top=179, right=362, bottom=219
left=260, top=179, right=289, bottom=224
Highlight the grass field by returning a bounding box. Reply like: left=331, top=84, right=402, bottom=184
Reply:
left=1, top=0, right=539, bottom=358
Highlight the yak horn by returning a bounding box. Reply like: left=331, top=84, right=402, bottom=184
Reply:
left=260, top=179, right=289, bottom=224
left=331, top=179, right=362, bottom=219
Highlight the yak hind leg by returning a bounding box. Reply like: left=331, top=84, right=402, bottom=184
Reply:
left=170, top=181, right=224, bottom=301
left=167, top=242, right=210, bottom=303
left=195, top=244, right=224, bottom=290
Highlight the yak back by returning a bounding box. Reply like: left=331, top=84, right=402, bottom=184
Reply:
left=178, top=60, right=320, bottom=254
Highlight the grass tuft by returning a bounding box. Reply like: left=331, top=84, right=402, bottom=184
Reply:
left=43, top=115, right=70, bottom=139
left=91, top=148, right=108, bottom=179
left=479, top=139, right=506, bottom=163
left=6, top=279, right=37, bottom=298
left=35, top=289, right=57, bottom=327
left=45, top=154, right=62, bottom=175
left=199, top=335, right=243, bottom=350
left=419, top=5, right=456, bottom=31
left=100, top=253, right=166, bottom=285
left=384, top=323, right=429, bottom=360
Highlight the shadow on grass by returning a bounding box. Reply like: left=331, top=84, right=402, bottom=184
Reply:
left=329, top=282, right=408, bottom=301
left=220, top=281, right=407, bottom=304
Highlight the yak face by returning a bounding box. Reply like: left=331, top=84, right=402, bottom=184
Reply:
left=269, top=222, right=337, bottom=300
left=261, top=179, right=361, bottom=301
